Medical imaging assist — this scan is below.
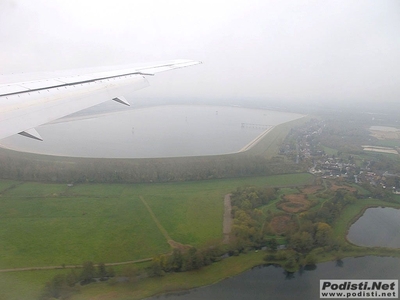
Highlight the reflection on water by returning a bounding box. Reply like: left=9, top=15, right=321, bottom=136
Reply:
left=145, top=257, right=400, bottom=300
left=0, top=106, right=303, bottom=158
left=347, top=207, right=400, bottom=248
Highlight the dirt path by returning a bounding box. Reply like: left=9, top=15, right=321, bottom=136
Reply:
left=223, top=194, right=233, bottom=243
left=140, top=196, right=172, bottom=240
left=140, top=196, right=191, bottom=251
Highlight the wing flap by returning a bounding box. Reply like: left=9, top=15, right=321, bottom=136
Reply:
left=19, top=128, right=43, bottom=141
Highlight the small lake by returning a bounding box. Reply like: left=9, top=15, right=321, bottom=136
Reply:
left=347, top=207, right=400, bottom=248
left=146, top=256, right=400, bottom=300
left=0, top=105, right=303, bottom=158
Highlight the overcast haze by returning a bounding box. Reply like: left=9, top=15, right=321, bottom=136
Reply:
left=1, top=0, right=399, bottom=104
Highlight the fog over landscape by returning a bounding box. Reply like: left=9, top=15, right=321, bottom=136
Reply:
left=1, top=2, right=400, bottom=300
left=1, top=0, right=399, bottom=105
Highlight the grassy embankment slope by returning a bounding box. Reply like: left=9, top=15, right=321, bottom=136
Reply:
left=244, top=115, right=310, bottom=158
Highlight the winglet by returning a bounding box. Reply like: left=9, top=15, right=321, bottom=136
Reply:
left=18, top=128, right=43, bottom=141
left=112, top=96, right=130, bottom=106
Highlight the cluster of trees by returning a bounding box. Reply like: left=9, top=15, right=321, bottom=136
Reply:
left=230, top=187, right=278, bottom=249
left=40, top=262, right=114, bottom=300
left=261, top=189, right=360, bottom=270
left=231, top=186, right=277, bottom=210
left=264, top=248, right=317, bottom=271
left=230, top=186, right=335, bottom=256
left=278, top=189, right=359, bottom=258
left=287, top=221, right=334, bottom=253
left=303, top=189, right=356, bottom=225
left=149, top=246, right=225, bottom=276
left=229, top=185, right=334, bottom=270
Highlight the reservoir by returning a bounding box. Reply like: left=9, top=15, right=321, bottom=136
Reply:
left=146, top=256, right=400, bottom=300
left=347, top=207, right=400, bottom=248
left=0, top=105, right=303, bottom=158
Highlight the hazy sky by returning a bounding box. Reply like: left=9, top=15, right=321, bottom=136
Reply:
left=1, top=0, right=399, bottom=104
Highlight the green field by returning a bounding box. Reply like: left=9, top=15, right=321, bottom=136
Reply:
left=0, top=269, right=70, bottom=300
left=0, top=173, right=315, bottom=300
left=0, top=174, right=314, bottom=268
left=2, top=173, right=399, bottom=300
left=0, top=188, right=169, bottom=268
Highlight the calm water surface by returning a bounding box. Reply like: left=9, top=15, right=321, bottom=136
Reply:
left=347, top=207, right=400, bottom=248
left=146, top=257, right=400, bottom=300
left=0, top=105, right=303, bottom=158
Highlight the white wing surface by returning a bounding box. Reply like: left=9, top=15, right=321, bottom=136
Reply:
left=0, top=59, right=200, bottom=141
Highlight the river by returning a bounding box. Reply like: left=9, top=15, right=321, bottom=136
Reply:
left=0, top=105, right=303, bottom=158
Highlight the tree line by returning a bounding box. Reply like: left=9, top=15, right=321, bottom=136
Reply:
left=0, top=148, right=301, bottom=183
left=149, top=246, right=226, bottom=276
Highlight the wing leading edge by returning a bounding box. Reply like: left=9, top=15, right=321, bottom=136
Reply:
left=0, top=59, right=201, bottom=141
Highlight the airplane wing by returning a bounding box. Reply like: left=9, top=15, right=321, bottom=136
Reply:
left=0, top=59, right=200, bottom=141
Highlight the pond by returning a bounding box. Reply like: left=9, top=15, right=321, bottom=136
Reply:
left=347, top=207, right=400, bottom=248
